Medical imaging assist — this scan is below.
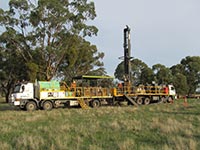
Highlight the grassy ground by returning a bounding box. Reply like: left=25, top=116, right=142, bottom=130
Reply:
left=0, top=98, right=200, bottom=150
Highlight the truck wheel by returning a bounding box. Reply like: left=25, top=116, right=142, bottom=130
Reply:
left=43, top=101, right=53, bottom=111
left=144, top=97, right=150, bottom=105
left=91, top=99, right=100, bottom=108
left=160, top=97, right=167, bottom=103
left=136, top=97, right=143, bottom=105
left=26, top=101, right=37, bottom=111
left=168, top=97, right=173, bottom=103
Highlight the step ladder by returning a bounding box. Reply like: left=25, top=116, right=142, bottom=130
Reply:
left=78, top=99, right=90, bottom=109
left=124, top=94, right=138, bottom=107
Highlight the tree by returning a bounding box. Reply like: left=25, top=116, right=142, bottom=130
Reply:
left=131, top=59, right=153, bottom=85
left=172, top=73, right=188, bottom=96
left=170, top=56, right=200, bottom=95
left=58, top=36, right=105, bottom=82
left=27, top=0, right=100, bottom=80
left=0, top=23, right=30, bottom=102
left=170, top=64, right=188, bottom=95
left=0, top=0, right=104, bottom=102
left=180, top=56, right=200, bottom=94
left=114, top=58, right=153, bottom=85
left=152, top=64, right=173, bottom=85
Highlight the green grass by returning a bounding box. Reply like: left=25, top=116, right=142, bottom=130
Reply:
left=0, top=99, right=200, bottom=150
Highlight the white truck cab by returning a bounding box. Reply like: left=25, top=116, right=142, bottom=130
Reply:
left=168, top=85, right=176, bottom=98
left=10, top=83, right=34, bottom=107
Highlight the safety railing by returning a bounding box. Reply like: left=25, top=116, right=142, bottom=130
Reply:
left=68, top=87, right=112, bottom=97
left=116, top=85, right=168, bottom=95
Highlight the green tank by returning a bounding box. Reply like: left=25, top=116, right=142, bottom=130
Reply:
left=38, top=81, right=60, bottom=91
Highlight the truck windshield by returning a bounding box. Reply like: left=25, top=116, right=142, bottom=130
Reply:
left=170, top=86, right=175, bottom=91
left=13, top=85, right=21, bottom=93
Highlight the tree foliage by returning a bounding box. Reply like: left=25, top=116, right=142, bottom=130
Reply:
left=170, top=56, right=200, bottom=95
left=59, top=36, right=105, bottom=81
left=114, top=58, right=153, bottom=85
left=0, top=0, right=105, bottom=102
left=172, top=73, right=188, bottom=95
left=152, top=64, right=173, bottom=84
left=180, top=56, right=200, bottom=94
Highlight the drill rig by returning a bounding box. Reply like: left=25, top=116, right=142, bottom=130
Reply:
left=114, top=26, right=176, bottom=105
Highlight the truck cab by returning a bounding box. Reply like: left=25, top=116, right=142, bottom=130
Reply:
left=168, top=85, right=176, bottom=96
left=10, top=82, right=34, bottom=107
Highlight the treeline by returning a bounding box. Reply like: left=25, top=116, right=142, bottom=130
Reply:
left=0, top=1, right=199, bottom=102
left=115, top=56, right=200, bottom=97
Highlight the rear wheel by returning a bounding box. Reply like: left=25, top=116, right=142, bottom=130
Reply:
left=26, top=101, right=37, bottom=111
left=160, top=97, right=167, bottom=103
left=136, top=97, right=143, bottom=105
left=91, top=99, right=101, bottom=108
left=43, top=101, right=53, bottom=110
left=144, top=97, right=150, bottom=105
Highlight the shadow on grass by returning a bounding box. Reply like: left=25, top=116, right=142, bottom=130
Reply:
left=0, top=103, right=20, bottom=111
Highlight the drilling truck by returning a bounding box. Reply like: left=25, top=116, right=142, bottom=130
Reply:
left=10, top=26, right=176, bottom=111
left=10, top=76, right=114, bottom=111
left=10, top=77, right=176, bottom=111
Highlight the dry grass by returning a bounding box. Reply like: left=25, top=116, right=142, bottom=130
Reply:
left=0, top=99, right=200, bottom=149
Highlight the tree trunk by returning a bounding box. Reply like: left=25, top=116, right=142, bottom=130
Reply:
left=5, top=92, right=10, bottom=103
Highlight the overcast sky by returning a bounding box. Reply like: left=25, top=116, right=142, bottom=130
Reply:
left=1, top=1, right=200, bottom=76
left=89, top=0, right=200, bottom=75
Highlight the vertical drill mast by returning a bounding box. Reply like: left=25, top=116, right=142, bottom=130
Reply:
left=124, top=25, right=131, bottom=82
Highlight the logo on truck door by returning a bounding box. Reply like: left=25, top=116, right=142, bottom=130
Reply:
left=48, top=92, right=53, bottom=97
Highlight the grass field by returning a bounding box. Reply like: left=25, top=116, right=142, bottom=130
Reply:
left=0, top=98, right=200, bottom=150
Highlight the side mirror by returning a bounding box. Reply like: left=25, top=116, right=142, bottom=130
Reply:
left=21, top=85, right=25, bottom=92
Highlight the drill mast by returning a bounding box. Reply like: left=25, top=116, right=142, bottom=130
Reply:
left=123, top=25, right=131, bottom=83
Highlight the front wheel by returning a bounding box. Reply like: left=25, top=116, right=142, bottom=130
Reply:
left=168, top=97, right=174, bottom=103
left=160, top=97, right=167, bottom=103
left=26, top=101, right=37, bottom=111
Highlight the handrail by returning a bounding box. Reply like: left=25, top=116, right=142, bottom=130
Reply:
left=69, top=86, right=112, bottom=97
left=116, top=85, right=169, bottom=95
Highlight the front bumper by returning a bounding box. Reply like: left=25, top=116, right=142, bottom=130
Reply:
left=14, top=101, right=20, bottom=106
left=10, top=101, right=20, bottom=106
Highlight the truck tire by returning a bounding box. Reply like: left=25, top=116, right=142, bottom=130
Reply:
left=26, top=101, right=37, bottom=111
left=136, top=97, right=143, bottom=105
left=144, top=97, right=150, bottom=105
left=91, top=99, right=101, bottom=108
left=168, top=97, right=173, bottom=103
left=43, top=101, right=53, bottom=111
left=160, top=97, right=167, bottom=103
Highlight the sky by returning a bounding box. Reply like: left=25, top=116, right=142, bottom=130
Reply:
left=88, top=0, right=200, bottom=75
left=1, top=0, right=200, bottom=76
